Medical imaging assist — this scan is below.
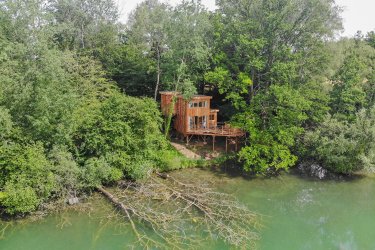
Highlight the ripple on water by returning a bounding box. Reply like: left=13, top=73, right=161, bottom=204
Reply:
left=296, top=188, right=315, bottom=209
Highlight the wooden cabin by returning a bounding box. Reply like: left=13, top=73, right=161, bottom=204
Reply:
left=160, top=91, right=244, bottom=151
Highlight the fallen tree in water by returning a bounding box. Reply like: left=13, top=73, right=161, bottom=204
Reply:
left=98, top=172, right=261, bottom=249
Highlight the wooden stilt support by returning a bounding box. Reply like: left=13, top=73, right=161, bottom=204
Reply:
left=186, top=135, right=193, bottom=145
left=212, top=136, right=215, bottom=151
left=235, top=137, right=238, bottom=151
left=202, top=135, right=207, bottom=145
left=225, top=137, right=228, bottom=153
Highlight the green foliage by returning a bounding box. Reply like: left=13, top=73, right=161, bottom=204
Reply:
left=75, top=92, right=169, bottom=180
left=1, top=182, right=39, bottom=215
left=49, top=0, right=119, bottom=51
left=81, top=157, right=121, bottom=188
left=0, top=143, right=56, bottom=213
left=99, top=44, right=156, bottom=96
left=127, top=0, right=212, bottom=95
left=299, top=81, right=331, bottom=127
left=366, top=31, right=375, bottom=48
left=351, top=108, right=375, bottom=171
left=0, top=0, right=373, bottom=214
left=330, top=84, right=366, bottom=121
left=156, top=149, right=199, bottom=171
left=0, top=0, right=178, bottom=215
left=162, top=0, right=212, bottom=86
left=304, top=107, right=375, bottom=173
left=0, top=106, right=13, bottom=139
left=0, top=38, right=114, bottom=148
left=208, top=0, right=342, bottom=106
left=329, top=40, right=375, bottom=121
left=205, top=67, right=251, bottom=109
left=48, top=146, right=82, bottom=197
left=236, top=85, right=311, bottom=173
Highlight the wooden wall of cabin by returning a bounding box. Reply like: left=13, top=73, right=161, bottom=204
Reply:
left=185, top=98, right=211, bottom=132
left=208, top=112, right=218, bottom=128
left=171, top=96, right=213, bottom=137
left=160, top=93, right=177, bottom=116
left=174, top=97, right=187, bottom=136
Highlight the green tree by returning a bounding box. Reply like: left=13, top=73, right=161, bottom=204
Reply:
left=127, top=0, right=170, bottom=99
left=235, top=85, right=311, bottom=174
left=48, top=0, right=119, bottom=51
left=365, top=31, right=375, bottom=48
left=206, top=0, right=342, bottom=105
left=162, top=1, right=212, bottom=91
left=127, top=0, right=212, bottom=97
left=75, top=92, right=169, bottom=180
left=304, top=106, right=375, bottom=174
left=98, top=43, right=157, bottom=96
left=329, top=39, right=375, bottom=121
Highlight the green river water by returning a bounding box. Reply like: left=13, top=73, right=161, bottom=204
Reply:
left=1, top=168, right=375, bottom=250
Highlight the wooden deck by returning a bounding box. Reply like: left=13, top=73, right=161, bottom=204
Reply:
left=185, top=124, right=245, bottom=151
left=187, top=127, right=245, bottom=137
left=186, top=124, right=245, bottom=137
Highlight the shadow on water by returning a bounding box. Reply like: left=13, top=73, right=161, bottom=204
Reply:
left=198, top=159, right=368, bottom=186
left=289, top=163, right=367, bottom=183
left=204, top=163, right=258, bottom=181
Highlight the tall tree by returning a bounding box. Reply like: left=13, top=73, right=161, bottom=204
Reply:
left=207, top=0, right=342, bottom=106
left=127, top=0, right=170, bottom=100
left=162, top=0, right=212, bottom=91
left=330, top=37, right=375, bottom=121
left=48, top=0, right=119, bottom=52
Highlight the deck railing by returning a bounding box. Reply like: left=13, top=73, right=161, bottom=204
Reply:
left=187, top=123, right=244, bottom=136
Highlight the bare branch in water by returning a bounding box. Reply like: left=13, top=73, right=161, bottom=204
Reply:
left=98, top=172, right=261, bottom=249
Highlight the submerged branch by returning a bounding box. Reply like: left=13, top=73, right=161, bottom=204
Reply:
left=98, top=173, right=261, bottom=249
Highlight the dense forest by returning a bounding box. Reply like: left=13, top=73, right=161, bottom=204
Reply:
left=0, top=0, right=374, bottom=220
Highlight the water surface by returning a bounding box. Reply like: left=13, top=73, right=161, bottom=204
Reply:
left=1, top=168, right=375, bottom=249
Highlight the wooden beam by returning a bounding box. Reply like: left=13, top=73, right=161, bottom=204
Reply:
left=186, top=135, right=193, bottom=145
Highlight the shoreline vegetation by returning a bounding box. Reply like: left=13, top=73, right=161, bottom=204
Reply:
left=0, top=0, right=374, bottom=248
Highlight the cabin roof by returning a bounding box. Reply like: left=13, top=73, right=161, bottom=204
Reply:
left=190, top=95, right=212, bottom=100
left=159, top=91, right=212, bottom=100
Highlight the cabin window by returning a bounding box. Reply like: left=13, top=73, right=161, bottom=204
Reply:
left=198, top=101, right=207, bottom=107
left=209, top=114, right=215, bottom=120
left=189, top=117, right=194, bottom=129
left=189, top=102, right=198, bottom=108
left=189, top=101, right=207, bottom=108
left=189, top=116, right=207, bottom=129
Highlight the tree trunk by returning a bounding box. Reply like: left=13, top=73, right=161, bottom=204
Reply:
left=96, top=186, right=130, bottom=213
left=80, top=22, right=85, bottom=49
left=154, top=46, right=161, bottom=100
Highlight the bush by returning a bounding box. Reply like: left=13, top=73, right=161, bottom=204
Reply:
left=1, top=181, right=39, bottom=214
left=48, top=146, right=82, bottom=197
left=0, top=143, right=55, bottom=213
left=303, top=106, right=375, bottom=173
left=75, top=93, right=170, bottom=180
